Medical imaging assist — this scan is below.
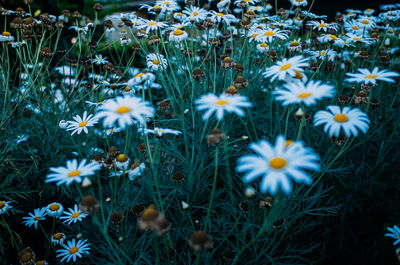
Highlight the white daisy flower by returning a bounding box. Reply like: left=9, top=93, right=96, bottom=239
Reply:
left=274, top=80, right=335, bottom=106
left=209, top=11, right=238, bottom=25
left=195, top=93, right=252, bottom=121
left=345, top=67, right=399, bottom=85
left=56, top=238, right=90, bottom=263
left=0, top=31, right=14, bottom=42
left=138, top=19, right=168, bottom=34
left=51, top=232, right=66, bottom=246
left=146, top=53, right=168, bottom=71
left=263, top=55, right=310, bottom=82
left=54, top=65, right=75, bottom=76
left=314, top=106, right=370, bottom=137
left=92, top=54, right=108, bottom=65
left=169, top=29, right=189, bottom=42
left=182, top=6, right=208, bottom=23
left=256, top=42, right=269, bottom=53
left=236, top=136, right=320, bottom=194
left=290, top=0, right=308, bottom=6
left=95, top=95, right=155, bottom=129
left=0, top=200, right=13, bottom=215
left=306, top=20, right=338, bottom=32
left=254, top=27, right=289, bottom=43
left=66, top=111, right=98, bottom=135
left=60, top=205, right=88, bottom=225
left=141, top=127, right=182, bottom=137
left=46, top=202, right=64, bottom=218
left=22, top=208, right=47, bottom=229
left=45, top=159, right=102, bottom=186
left=128, top=162, right=146, bottom=181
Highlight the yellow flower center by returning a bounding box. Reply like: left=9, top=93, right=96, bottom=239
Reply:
left=280, top=63, right=291, bottom=71
left=2, top=31, right=11, bottom=36
left=291, top=41, right=299, bottom=45
left=148, top=22, right=157, bottom=26
left=319, top=23, right=326, bottom=27
left=264, top=31, right=275, bottom=36
left=157, top=129, right=163, bottom=132
left=334, top=114, right=349, bottom=123
left=352, top=26, right=359, bottom=30
left=79, top=121, right=88, bottom=127
left=298, top=92, right=312, bottom=98
left=36, top=261, right=45, bottom=265
left=98, top=101, right=104, bottom=104
left=117, top=154, right=129, bottom=162
left=71, top=212, right=80, bottom=218
left=163, top=1, right=170, bottom=4
left=296, top=16, right=301, bottom=20
left=251, top=33, right=258, bottom=38
left=365, top=74, right=378, bottom=79
left=285, top=140, right=294, bottom=148
left=216, top=13, right=224, bottom=17
left=173, top=29, right=183, bottom=36
left=131, top=162, right=139, bottom=170
left=260, top=43, right=268, bottom=47
left=135, top=72, right=144, bottom=78
left=329, top=35, right=338, bottom=40
left=53, top=233, right=63, bottom=240
left=116, top=106, right=131, bottom=114
left=152, top=59, right=159, bottom=65
left=269, top=157, right=287, bottom=170
left=193, top=12, right=198, bottom=16
left=388, top=29, right=394, bottom=33
left=366, top=8, right=372, bottom=12
left=295, top=71, right=303, bottom=79
left=68, top=170, right=81, bottom=177
left=320, top=51, right=327, bottom=56
left=0, top=201, right=5, bottom=209
left=361, top=20, right=369, bottom=24
left=49, top=204, right=60, bottom=211
left=69, top=246, right=79, bottom=254
left=216, top=99, right=228, bottom=106
left=34, top=216, right=41, bottom=221
left=353, top=37, right=362, bottom=41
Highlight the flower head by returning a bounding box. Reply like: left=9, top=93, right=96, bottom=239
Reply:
left=236, top=136, right=320, bottom=194
left=56, top=238, right=90, bottom=262
left=314, top=106, right=370, bottom=137
left=345, top=67, right=399, bottom=85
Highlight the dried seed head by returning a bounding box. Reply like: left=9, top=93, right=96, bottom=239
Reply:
left=72, top=11, right=81, bottom=19
left=191, top=68, right=205, bottom=81
left=225, top=86, right=239, bottom=95
left=19, top=247, right=36, bottom=265
left=104, top=19, right=113, bottom=29
left=130, top=204, right=146, bottom=216
left=110, top=211, right=125, bottom=226
left=233, top=76, right=248, bottom=89
left=221, top=56, right=234, bottom=69
left=239, top=200, right=249, bottom=213
left=272, top=218, right=286, bottom=229
left=259, top=196, right=273, bottom=209
left=107, top=146, right=120, bottom=159
left=93, top=3, right=103, bottom=12
left=78, top=195, right=100, bottom=214
left=172, top=172, right=185, bottom=183
left=234, top=63, right=244, bottom=73
left=39, top=47, right=53, bottom=58
left=10, top=18, right=23, bottom=29
left=207, top=128, right=225, bottom=145
left=244, top=10, right=257, bottom=19
left=189, top=231, right=214, bottom=252
left=337, top=95, right=350, bottom=105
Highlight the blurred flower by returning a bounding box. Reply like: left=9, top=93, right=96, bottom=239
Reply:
left=236, top=136, right=320, bottom=194
left=345, top=67, right=399, bottom=85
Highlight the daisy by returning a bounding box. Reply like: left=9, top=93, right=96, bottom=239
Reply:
left=45, top=159, right=102, bottom=186
left=0, top=31, right=14, bottom=42
left=22, top=208, right=47, bottom=229
left=16, top=135, right=29, bottom=144
left=385, top=225, right=400, bottom=245
left=357, top=16, right=376, bottom=29
left=60, top=205, right=88, bottom=225
left=345, top=67, right=399, bottom=85
left=290, top=0, right=308, bottom=6
left=209, top=11, right=238, bottom=25
left=155, top=0, right=181, bottom=12
left=234, top=0, right=258, bottom=6
left=307, top=20, right=338, bottom=32
left=46, top=202, right=64, bottom=218
left=263, top=56, right=310, bottom=82
left=254, top=28, right=289, bottom=43
left=217, top=0, right=231, bottom=12
left=169, top=29, right=189, bottom=42
left=146, top=53, right=168, bottom=71
left=51, top=232, right=66, bottom=246
left=314, top=106, right=370, bottom=137
left=274, top=80, right=335, bottom=106
left=128, top=162, right=146, bottom=181
left=105, top=127, right=122, bottom=135
left=195, top=93, right=252, bottom=121
left=138, top=19, right=168, bottom=34
left=344, top=20, right=362, bottom=33
left=66, top=111, right=98, bottom=135
left=182, top=6, right=208, bottom=23
left=142, top=127, right=182, bottom=137
left=0, top=200, right=12, bottom=215
left=256, top=43, right=269, bottom=53
left=95, top=95, right=155, bottom=129
left=56, top=238, right=90, bottom=263
left=345, top=33, right=373, bottom=45
left=54, top=66, right=75, bottom=76
left=236, top=136, right=320, bottom=194
left=92, top=54, right=108, bottom=65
